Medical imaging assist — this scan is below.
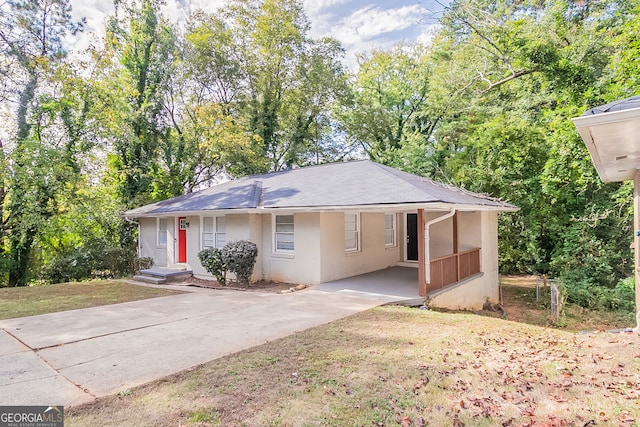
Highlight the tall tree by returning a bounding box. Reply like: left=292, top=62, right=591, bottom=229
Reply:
left=103, top=0, right=175, bottom=208
left=0, top=0, right=84, bottom=286
left=186, top=0, right=350, bottom=172
left=340, top=44, right=438, bottom=173
left=423, top=0, right=635, bottom=287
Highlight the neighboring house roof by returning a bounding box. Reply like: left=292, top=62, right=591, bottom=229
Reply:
left=573, top=95, right=640, bottom=182
left=582, top=95, right=640, bottom=115
left=125, top=160, right=517, bottom=216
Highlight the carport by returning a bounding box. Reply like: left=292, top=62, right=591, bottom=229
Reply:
left=316, top=267, right=422, bottom=304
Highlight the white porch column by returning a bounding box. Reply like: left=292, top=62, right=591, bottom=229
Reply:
left=167, top=216, right=176, bottom=267
left=418, top=209, right=426, bottom=296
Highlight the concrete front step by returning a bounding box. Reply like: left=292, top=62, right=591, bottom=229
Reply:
left=137, top=268, right=193, bottom=283
left=133, top=275, right=167, bottom=285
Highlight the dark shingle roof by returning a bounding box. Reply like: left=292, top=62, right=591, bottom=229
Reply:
left=125, top=160, right=516, bottom=216
left=583, top=95, right=640, bottom=116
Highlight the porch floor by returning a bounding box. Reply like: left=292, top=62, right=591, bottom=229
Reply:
left=315, top=267, right=421, bottom=304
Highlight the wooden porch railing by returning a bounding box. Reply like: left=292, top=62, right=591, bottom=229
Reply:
left=427, top=248, right=481, bottom=293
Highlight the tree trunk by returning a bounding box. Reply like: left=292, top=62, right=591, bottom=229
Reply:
left=8, top=230, right=34, bottom=287
left=17, top=76, right=37, bottom=142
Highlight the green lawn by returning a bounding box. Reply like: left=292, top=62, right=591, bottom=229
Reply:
left=0, top=280, right=185, bottom=320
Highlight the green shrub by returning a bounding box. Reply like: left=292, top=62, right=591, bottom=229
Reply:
left=613, top=277, right=635, bottom=312
left=41, top=245, right=137, bottom=283
left=561, top=273, right=636, bottom=312
left=223, top=240, right=258, bottom=285
left=197, top=241, right=258, bottom=286
left=198, top=248, right=227, bottom=285
left=42, top=249, right=93, bottom=283
left=134, top=257, right=154, bottom=272
left=99, top=247, right=135, bottom=277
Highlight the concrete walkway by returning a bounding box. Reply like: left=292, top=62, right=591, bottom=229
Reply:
left=0, top=286, right=385, bottom=408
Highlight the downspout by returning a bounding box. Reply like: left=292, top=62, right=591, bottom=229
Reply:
left=124, top=216, right=141, bottom=257
left=424, top=209, right=457, bottom=289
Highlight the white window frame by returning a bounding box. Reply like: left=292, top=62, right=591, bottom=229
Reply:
left=384, top=213, right=397, bottom=247
left=273, top=214, right=295, bottom=254
left=344, top=212, right=361, bottom=253
left=157, top=218, right=168, bottom=247
left=202, top=216, right=226, bottom=249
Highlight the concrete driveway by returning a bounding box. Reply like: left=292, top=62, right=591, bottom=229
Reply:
left=0, top=285, right=387, bottom=407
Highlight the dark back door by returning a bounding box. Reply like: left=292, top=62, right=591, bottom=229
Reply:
left=406, top=213, right=418, bottom=261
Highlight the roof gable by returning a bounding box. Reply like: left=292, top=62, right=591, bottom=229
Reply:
left=125, top=160, right=516, bottom=216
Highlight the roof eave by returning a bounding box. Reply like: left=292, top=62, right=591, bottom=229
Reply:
left=124, top=202, right=518, bottom=218
left=572, top=107, right=640, bottom=183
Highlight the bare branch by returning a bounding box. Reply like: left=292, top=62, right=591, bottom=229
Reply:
left=480, top=69, right=537, bottom=93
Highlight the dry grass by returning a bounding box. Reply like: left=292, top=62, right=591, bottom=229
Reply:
left=67, top=306, right=640, bottom=427
left=0, top=280, right=184, bottom=320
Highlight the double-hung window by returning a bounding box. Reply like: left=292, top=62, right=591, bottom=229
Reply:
left=384, top=213, right=396, bottom=247
left=274, top=214, right=294, bottom=252
left=202, top=216, right=226, bottom=249
left=157, top=218, right=168, bottom=246
left=344, top=213, right=360, bottom=252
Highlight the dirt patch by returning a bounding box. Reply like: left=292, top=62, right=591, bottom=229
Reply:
left=500, top=274, right=541, bottom=288
left=476, top=275, right=636, bottom=332
left=178, top=276, right=303, bottom=293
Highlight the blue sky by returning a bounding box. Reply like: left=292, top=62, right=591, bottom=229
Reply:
left=68, top=0, right=448, bottom=71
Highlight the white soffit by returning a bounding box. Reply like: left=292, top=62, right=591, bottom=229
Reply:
left=572, top=107, right=640, bottom=182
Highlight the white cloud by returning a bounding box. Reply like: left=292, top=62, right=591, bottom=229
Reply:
left=309, top=3, right=430, bottom=72
left=165, top=0, right=226, bottom=20
left=415, top=23, right=440, bottom=46
left=65, top=0, right=114, bottom=54
left=304, top=0, right=349, bottom=14
left=336, top=4, right=427, bottom=45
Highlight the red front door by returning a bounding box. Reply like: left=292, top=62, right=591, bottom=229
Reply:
left=177, top=217, right=187, bottom=263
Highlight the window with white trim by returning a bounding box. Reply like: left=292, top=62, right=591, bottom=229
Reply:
left=202, top=216, right=226, bottom=249
left=384, top=213, right=396, bottom=247
left=157, top=218, right=168, bottom=246
left=274, top=214, right=294, bottom=252
left=344, top=213, right=360, bottom=252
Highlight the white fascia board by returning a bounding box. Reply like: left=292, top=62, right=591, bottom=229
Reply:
left=572, top=107, right=640, bottom=128
left=128, top=203, right=518, bottom=218
left=257, top=203, right=518, bottom=213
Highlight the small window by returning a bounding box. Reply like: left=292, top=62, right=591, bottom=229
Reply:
left=157, top=218, right=168, bottom=246
left=215, top=217, right=226, bottom=248
left=384, top=213, right=396, bottom=247
left=344, top=213, right=360, bottom=252
left=202, top=216, right=226, bottom=249
left=274, top=214, right=294, bottom=252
